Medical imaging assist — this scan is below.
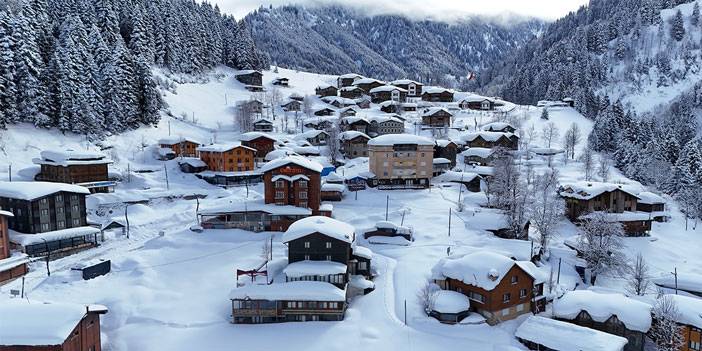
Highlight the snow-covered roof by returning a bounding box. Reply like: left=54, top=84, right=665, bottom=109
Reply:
left=460, top=147, right=495, bottom=158
left=554, top=290, right=652, bottom=332
left=422, top=107, right=452, bottom=117
left=353, top=77, right=384, bottom=85
left=324, top=172, right=345, bottom=183
left=367, top=115, right=403, bottom=124
left=461, top=131, right=515, bottom=143
left=0, top=300, right=107, bottom=346
left=434, top=171, right=481, bottom=184
left=481, top=122, right=514, bottom=131
left=390, top=79, right=421, bottom=86
left=177, top=157, right=207, bottom=168
left=295, top=129, right=329, bottom=140
left=238, top=132, right=278, bottom=142
left=272, top=174, right=310, bottom=183
left=0, top=252, right=29, bottom=272
left=368, top=134, right=434, bottom=146
left=340, top=86, right=363, bottom=91
left=283, top=260, right=348, bottom=278
left=431, top=251, right=519, bottom=291
left=254, top=119, right=273, bottom=125
left=665, top=294, right=702, bottom=328
left=379, top=100, right=400, bottom=107
left=321, top=183, right=346, bottom=192
left=515, top=316, right=628, bottom=351
left=433, top=158, right=451, bottom=165
left=10, top=226, right=101, bottom=246
left=559, top=181, right=640, bottom=200
left=515, top=261, right=548, bottom=285
left=264, top=148, right=298, bottom=161
left=0, top=209, right=13, bottom=217
left=459, top=95, right=494, bottom=103
left=636, top=191, right=665, bottom=205
left=339, top=73, right=364, bottom=79
left=435, top=139, right=457, bottom=148
left=282, top=216, right=354, bottom=244
left=352, top=244, right=372, bottom=259
left=0, top=181, right=90, bottom=201
left=374, top=221, right=413, bottom=235
left=423, top=87, right=453, bottom=94
left=431, top=290, right=470, bottom=314
left=235, top=69, right=261, bottom=76
left=230, top=281, right=346, bottom=301
left=349, top=274, right=375, bottom=289
left=291, top=146, right=320, bottom=156
left=369, top=85, right=407, bottom=93
left=34, top=149, right=112, bottom=167
left=260, top=155, right=324, bottom=174
left=529, top=147, right=565, bottom=156
left=339, top=131, right=370, bottom=141
left=196, top=143, right=256, bottom=153
left=198, top=199, right=312, bottom=216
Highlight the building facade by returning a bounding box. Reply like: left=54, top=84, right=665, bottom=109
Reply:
left=368, top=134, right=434, bottom=189
left=33, top=150, right=113, bottom=193
left=196, top=144, right=256, bottom=172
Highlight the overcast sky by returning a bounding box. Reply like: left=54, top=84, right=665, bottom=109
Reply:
left=210, top=0, right=589, bottom=21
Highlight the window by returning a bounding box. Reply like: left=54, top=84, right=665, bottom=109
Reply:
left=72, top=218, right=80, bottom=226
left=275, top=180, right=285, bottom=188
left=304, top=255, right=310, bottom=260
left=40, top=198, right=48, bottom=205
left=299, top=192, right=308, bottom=200
left=511, top=276, right=518, bottom=284
left=275, top=191, right=285, bottom=199
left=503, top=293, right=511, bottom=303
left=304, top=242, right=310, bottom=248
left=325, top=242, right=332, bottom=249
left=72, top=205, right=79, bottom=212
left=501, top=308, right=510, bottom=317
left=690, top=341, right=701, bottom=351
left=299, top=180, right=308, bottom=188
left=40, top=209, right=49, bottom=217
left=56, top=195, right=63, bottom=202
left=40, top=223, right=50, bottom=232
left=299, top=201, right=308, bottom=208
left=326, top=255, right=332, bottom=261
left=520, top=289, right=527, bottom=298
left=57, top=220, right=65, bottom=229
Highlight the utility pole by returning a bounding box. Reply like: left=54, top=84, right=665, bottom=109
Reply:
left=125, top=205, right=130, bottom=239
left=8, top=164, right=11, bottom=182
left=556, top=258, right=562, bottom=285
left=168, top=120, right=171, bottom=136
left=42, top=239, right=50, bottom=276
left=672, top=267, right=678, bottom=295
left=385, top=195, right=389, bottom=221
left=164, top=165, right=170, bottom=190
left=448, top=208, right=452, bottom=237
left=404, top=299, right=407, bottom=326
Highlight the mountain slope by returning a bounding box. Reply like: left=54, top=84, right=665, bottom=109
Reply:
left=244, top=5, right=544, bottom=83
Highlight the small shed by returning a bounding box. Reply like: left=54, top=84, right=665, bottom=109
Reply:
left=429, top=290, right=471, bottom=324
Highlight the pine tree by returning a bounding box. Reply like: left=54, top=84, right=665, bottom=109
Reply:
left=0, top=11, right=18, bottom=128
left=670, top=9, right=685, bottom=41
left=12, top=5, right=49, bottom=126
left=128, top=6, right=155, bottom=65
left=134, top=55, right=162, bottom=126
left=692, top=2, right=700, bottom=26
left=102, top=37, right=139, bottom=132
left=96, top=0, right=120, bottom=47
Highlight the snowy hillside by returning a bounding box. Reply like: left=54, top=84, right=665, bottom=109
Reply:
left=0, top=66, right=700, bottom=351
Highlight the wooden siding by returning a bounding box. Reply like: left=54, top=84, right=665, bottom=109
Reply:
left=198, top=147, right=255, bottom=172
left=287, top=232, right=352, bottom=265
left=0, top=191, right=88, bottom=234
left=263, top=164, right=321, bottom=212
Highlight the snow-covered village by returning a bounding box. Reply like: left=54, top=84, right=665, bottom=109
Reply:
left=1, top=0, right=702, bottom=350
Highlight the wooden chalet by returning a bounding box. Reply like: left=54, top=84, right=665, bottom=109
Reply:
left=241, top=99, right=263, bottom=114
left=321, top=183, right=345, bottom=201
left=289, top=93, right=304, bottom=101
left=0, top=210, right=28, bottom=284
left=421, top=87, right=454, bottom=102
left=434, top=140, right=458, bottom=167
left=0, top=300, right=108, bottom=351
left=33, top=150, right=114, bottom=193
left=458, top=96, right=497, bottom=110
left=340, top=117, right=369, bottom=134
left=461, top=147, right=497, bottom=166
left=235, top=70, right=264, bottom=91
left=177, top=157, right=208, bottom=173
left=296, top=130, right=329, bottom=146
left=196, top=143, right=256, bottom=172
left=253, top=118, right=274, bottom=132
left=363, top=221, right=413, bottom=242
left=158, top=137, right=201, bottom=159
left=432, top=158, right=451, bottom=176
left=461, top=131, right=519, bottom=150
left=390, top=79, right=423, bottom=97
left=432, top=251, right=546, bottom=325
left=239, top=132, right=277, bottom=165
left=421, top=107, right=453, bottom=127
left=352, top=78, right=385, bottom=94
left=636, top=191, right=668, bottom=222
left=313, top=107, right=335, bottom=117
left=379, top=100, right=401, bottom=114
left=337, top=73, right=364, bottom=88
left=315, top=84, right=338, bottom=97
left=429, top=290, right=471, bottom=324
left=339, top=86, right=364, bottom=99
left=367, top=116, right=404, bottom=136
left=665, top=294, right=702, bottom=351
left=402, top=102, right=418, bottom=112
left=481, top=122, right=516, bottom=134
left=281, top=99, right=302, bottom=112
left=516, top=316, right=628, bottom=351
left=272, top=77, right=289, bottom=87
left=355, top=98, right=371, bottom=109
left=434, top=171, right=482, bottom=192
left=339, top=131, right=370, bottom=159
left=0, top=182, right=100, bottom=258
left=558, top=182, right=653, bottom=236
left=369, top=85, right=407, bottom=103
left=553, top=290, right=652, bottom=351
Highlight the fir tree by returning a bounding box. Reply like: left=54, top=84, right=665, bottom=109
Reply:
left=0, top=11, right=18, bottom=127
left=670, top=9, right=685, bottom=42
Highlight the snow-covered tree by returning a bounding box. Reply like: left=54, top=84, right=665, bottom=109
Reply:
left=580, top=147, right=596, bottom=181
left=670, top=9, right=685, bottom=42
left=529, top=169, right=564, bottom=250
left=563, top=122, right=582, bottom=160
left=649, top=295, right=685, bottom=351
left=541, top=122, right=559, bottom=148
left=577, top=212, right=628, bottom=285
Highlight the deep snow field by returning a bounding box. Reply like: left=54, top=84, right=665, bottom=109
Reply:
left=0, top=66, right=699, bottom=351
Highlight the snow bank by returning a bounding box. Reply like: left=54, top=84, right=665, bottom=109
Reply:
left=515, top=316, right=628, bottom=351
left=431, top=290, right=470, bottom=314
left=282, top=216, right=354, bottom=243
left=553, top=290, right=652, bottom=332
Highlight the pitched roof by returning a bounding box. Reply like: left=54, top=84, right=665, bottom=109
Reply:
left=282, top=216, right=354, bottom=243
left=431, top=251, right=528, bottom=291
left=0, top=182, right=90, bottom=200
left=369, top=85, right=407, bottom=93
left=554, top=290, right=652, bottom=332
left=422, top=107, right=453, bottom=117
left=196, top=143, right=256, bottom=153
left=558, top=181, right=640, bottom=200
left=461, top=131, right=516, bottom=143
left=259, top=155, right=323, bottom=174
left=665, top=294, right=702, bottom=329
left=368, top=134, right=434, bottom=146
left=515, top=316, right=628, bottom=351
left=339, top=131, right=370, bottom=141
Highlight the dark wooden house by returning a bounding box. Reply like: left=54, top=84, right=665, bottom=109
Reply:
left=352, top=78, right=385, bottom=94
left=390, top=79, right=423, bottom=97
left=0, top=301, right=108, bottom=351
left=421, top=107, right=453, bottom=127
left=459, top=96, right=496, bottom=110
left=272, top=77, right=289, bottom=86
left=239, top=132, right=277, bottom=165
left=235, top=70, right=264, bottom=91
left=315, top=84, right=338, bottom=97
left=33, top=150, right=114, bottom=193
left=462, top=132, right=519, bottom=150
left=369, top=85, right=407, bottom=103
left=158, top=137, right=201, bottom=158
left=313, top=107, right=335, bottom=117
left=337, top=73, right=364, bottom=88
left=0, top=210, right=28, bottom=284
left=433, top=251, right=545, bottom=325
left=281, top=99, right=302, bottom=112
left=339, top=86, right=364, bottom=99
left=339, top=131, right=370, bottom=159
left=434, top=140, right=458, bottom=167
left=421, top=87, right=454, bottom=102
left=253, top=119, right=274, bottom=132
